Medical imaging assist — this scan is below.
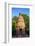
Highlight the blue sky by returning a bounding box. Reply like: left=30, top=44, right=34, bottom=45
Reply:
left=12, top=8, right=29, bottom=16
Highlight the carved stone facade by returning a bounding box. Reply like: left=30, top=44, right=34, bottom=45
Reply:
left=16, top=15, right=25, bottom=32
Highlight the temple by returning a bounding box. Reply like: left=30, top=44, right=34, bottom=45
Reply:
left=16, top=14, right=25, bottom=32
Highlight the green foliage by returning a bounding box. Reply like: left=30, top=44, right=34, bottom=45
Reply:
left=12, top=16, right=18, bottom=32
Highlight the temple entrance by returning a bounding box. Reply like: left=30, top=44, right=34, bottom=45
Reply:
left=20, top=28, right=22, bottom=32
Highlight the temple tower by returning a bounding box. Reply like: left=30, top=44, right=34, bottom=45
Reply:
left=16, top=15, right=25, bottom=32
